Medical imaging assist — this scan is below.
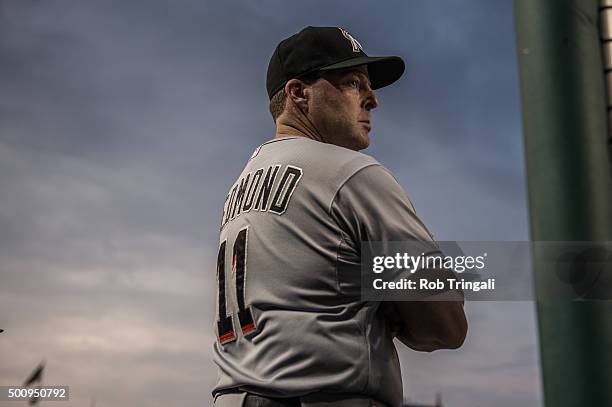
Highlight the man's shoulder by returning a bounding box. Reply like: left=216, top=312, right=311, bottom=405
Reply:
left=239, top=137, right=383, bottom=205
left=258, top=137, right=380, bottom=172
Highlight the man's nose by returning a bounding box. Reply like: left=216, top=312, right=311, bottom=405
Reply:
left=363, top=86, right=379, bottom=111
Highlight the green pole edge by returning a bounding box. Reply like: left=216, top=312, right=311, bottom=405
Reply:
left=514, top=0, right=612, bottom=406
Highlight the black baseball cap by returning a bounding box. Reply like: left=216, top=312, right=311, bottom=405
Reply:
left=266, top=26, right=405, bottom=99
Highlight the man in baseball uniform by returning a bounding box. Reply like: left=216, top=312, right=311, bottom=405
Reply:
left=213, top=26, right=467, bottom=407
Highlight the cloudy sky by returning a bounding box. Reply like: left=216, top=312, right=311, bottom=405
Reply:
left=0, top=0, right=542, bottom=406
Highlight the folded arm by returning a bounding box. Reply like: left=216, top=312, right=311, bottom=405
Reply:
left=390, top=293, right=467, bottom=352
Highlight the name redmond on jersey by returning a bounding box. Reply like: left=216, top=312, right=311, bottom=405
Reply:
left=221, top=164, right=303, bottom=229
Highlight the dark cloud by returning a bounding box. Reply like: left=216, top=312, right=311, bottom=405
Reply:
left=0, top=0, right=540, bottom=406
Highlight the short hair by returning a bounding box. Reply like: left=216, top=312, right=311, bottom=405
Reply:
left=269, top=89, right=286, bottom=121
left=268, top=72, right=321, bottom=122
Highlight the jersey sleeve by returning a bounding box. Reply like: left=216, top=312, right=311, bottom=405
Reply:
left=330, top=164, right=435, bottom=245
left=329, top=164, right=439, bottom=297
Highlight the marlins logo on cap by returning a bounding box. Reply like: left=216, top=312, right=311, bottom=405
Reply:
left=339, top=27, right=363, bottom=53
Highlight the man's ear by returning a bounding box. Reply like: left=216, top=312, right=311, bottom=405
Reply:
left=285, top=79, right=310, bottom=113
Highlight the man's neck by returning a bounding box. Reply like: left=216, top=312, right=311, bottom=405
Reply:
left=274, top=115, right=324, bottom=143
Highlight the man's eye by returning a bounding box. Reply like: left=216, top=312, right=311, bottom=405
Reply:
left=349, top=79, right=360, bottom=88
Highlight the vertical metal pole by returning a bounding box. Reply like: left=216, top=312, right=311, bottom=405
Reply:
left=601, top=0, right=612, bottom=173
left=514, top=0, right=612, bottom=406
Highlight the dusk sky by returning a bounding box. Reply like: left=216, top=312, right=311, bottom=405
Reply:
left=0, top=1, right=542, bottom=406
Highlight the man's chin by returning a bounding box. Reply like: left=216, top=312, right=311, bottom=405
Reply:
left=356, top=133, right=370, bottom=150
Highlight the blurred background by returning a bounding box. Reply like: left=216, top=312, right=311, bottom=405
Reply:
left=0, top=0, right=542, bottom=405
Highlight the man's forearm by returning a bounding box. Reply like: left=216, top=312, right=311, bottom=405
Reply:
left=394, top=298, right=467, bottom=351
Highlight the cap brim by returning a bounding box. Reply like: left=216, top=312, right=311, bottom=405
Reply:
left=318, top=55, right=405, bottom=89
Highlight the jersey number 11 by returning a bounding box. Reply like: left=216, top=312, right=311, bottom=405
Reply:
left=216, top=227, right=257, bottom=345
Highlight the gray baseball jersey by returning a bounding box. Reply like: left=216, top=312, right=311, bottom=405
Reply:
left=212, top=136, right=435, bottom=407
